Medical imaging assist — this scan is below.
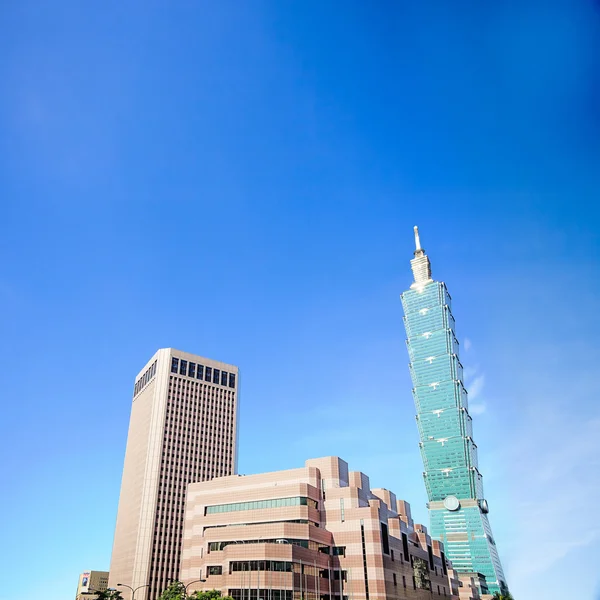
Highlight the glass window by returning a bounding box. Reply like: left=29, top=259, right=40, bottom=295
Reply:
left=229, top=373, right=236, bottom=388
left=402, top=532, right=409, bottom=561
left=206, top=497, right=315, bottom=514
left=221, top=371, right=228, bottom=386
left=189, top=362, right=196, bottom=378
left=207, top=566, right=222, bottom=576
left=205, top=367, right=212, bottom=382
left=231, top=561, right=290, bottom=573
left=198, top=365, right=204, bottom=380
left=180, top=360, right=188, bottom=376
left=381, top=523, right=390, bottom=554
left=171, top=358, right=179, bottom=374
left=213, top=369, right=220, bottom=384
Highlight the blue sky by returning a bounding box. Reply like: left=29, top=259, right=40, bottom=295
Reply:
left=1, top=2, right=599, bottom=599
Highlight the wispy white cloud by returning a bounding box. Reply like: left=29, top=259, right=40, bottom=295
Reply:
left=496, top=401, right=600, bottom=598
left=463, top=366, right=478, bottom=381
left=464, top=338, right=472, bottom=351
left=468, top=374, right=485, bottom=400
left=468, top=402, right=486, bottom=415
left=463, top=367, right=486, bottom=415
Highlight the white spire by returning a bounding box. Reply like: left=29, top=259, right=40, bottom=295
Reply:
left=410, top=225, right=433, bottom=289
left=414, top=226, right=422, bottom=252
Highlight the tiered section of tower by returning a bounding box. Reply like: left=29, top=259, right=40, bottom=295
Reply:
left=402, top=282, right=483, bottom=502
left=400, top=228, right=507, bottom=596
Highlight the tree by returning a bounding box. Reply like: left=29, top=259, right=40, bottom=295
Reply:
left=95, top=591, right=124, bottom=600
left=158, top=581, right=186, bottom=600
left=157, top=583, right=234, bottom=600
left=492, top=592, right=514, bottom=600
left=188, top=590, right=233, bottom=600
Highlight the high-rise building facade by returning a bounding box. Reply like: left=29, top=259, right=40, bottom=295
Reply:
left=181, top=456, right=465, bottom=600
left=400, top=228, right=507, bottom=595
left=108, top=348, right=239, bottom=600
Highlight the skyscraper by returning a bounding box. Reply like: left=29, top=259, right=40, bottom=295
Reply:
left=400, top=228, right=507, bottom=595
left=108, top=348, right=239, bottom=600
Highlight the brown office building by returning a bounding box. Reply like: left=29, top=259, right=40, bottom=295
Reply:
left=180, top=457, right=477, bottom=600
left=108, top=348, right=239, bottom=600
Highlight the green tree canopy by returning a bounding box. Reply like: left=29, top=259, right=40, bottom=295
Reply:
left=158, top=581, right=186, bottom=600
left=95, top=591, right=124, bottom=600
left=492, top=592, right=514, bottom=600
left=157, top=583, right=234, bottom=600
left=188, top=590, right=233, bottom=600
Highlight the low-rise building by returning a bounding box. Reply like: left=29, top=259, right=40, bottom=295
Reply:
left=452, top=571, right=489, bottom=600
left=181, top=457, right=463, bottom=600
left=75, top=571, right=110, bottom=600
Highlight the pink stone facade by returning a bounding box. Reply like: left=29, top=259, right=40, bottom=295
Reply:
left=181, top=457, right=476, bottom=600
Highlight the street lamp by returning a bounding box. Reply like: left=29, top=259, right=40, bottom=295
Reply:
left=166, top=577, right=207, bottom=599
left=87, top=589, right=117, bottom=598
left=183, top=578, right=207, bottom=597
left=117, top=583, right=150, bottom=600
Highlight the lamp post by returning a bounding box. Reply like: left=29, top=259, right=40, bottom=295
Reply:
left=117, top=584, right=150, bottom=600
left=166, top=576, right=207, bottom=599
left=183, top=578, right=207, bottom=598
left=87, top=588, right=117, bottom=599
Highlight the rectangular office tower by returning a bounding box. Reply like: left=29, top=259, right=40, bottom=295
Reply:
left=400, top=228, right=507, bottom=596
left=108, top=348, right=239, bottom=600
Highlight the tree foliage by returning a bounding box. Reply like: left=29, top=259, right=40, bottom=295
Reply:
left=188, top=591, right=218, bottom=600
left=157, top=583, right=234, bottom=600
left=95, top=591, right=124, bottom=600
left=189, top=591, right=233, bottom=600
left=158, top=581, right=186, bottom=600
left=492, top=592, right=514, bottom=600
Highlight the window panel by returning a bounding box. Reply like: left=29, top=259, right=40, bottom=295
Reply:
left=205, top=497, right=316, bottom=514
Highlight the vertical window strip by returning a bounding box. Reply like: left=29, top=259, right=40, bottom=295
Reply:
left=360, top=520, right=370, bottom=600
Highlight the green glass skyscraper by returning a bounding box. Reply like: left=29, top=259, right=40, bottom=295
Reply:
left=400, top=227, right=508, bottom=595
